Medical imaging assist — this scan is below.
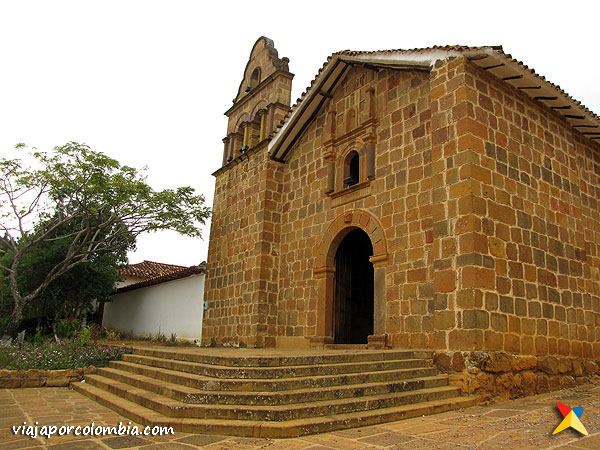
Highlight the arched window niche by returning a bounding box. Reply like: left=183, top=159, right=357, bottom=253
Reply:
left=327, top=143, right=376, bottom=200
left=344, top=150, right=360, bottom=187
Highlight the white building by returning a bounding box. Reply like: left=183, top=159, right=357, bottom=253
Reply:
left=102, top=261, right=206, bottom=342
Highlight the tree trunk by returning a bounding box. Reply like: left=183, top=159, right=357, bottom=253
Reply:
left=3, top=300, right=23, bottom=338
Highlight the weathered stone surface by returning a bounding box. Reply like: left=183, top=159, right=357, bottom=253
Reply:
left=512, top=356, right=537, bottom=372
left=452, top=352, right=466, bottom=372
left=496, top=372, right=523, bottom=399
left=560, top=376, right=576, bottom=388
left=522, top=371, right=536, bottom=396
left=45, top=377, right=70, bottom=387
left=538, top=356, right=559, bottom=375
left=7, top=380, right=600, bottom=447
left=448, top=373, right=469, bottom=394
left=48, top=369, right=71, bottom=379
left=20, top=378, right=45, bottom=388
left=583, top=360, right=599, bottom=375
left=434, top=353, right=451, bottom=370
left=572, top=358, right=584, bottom=376
left=558, top=358, right=572, bottom=374
left=480, top=352, right=512, bottom=372
left=475, top=372, right=495, bottom=394
left=549, top=375, right=561, bottom=390
left=536, top=373, right=549, bottom=393
left=0, top=378, right=20, bottom=388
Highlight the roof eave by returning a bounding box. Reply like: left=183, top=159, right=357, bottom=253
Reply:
left=114, top=266, right=206, bottom=294
left=268, top=47, right=600, bottom=161
left=468, top=50, right=600, bottom=134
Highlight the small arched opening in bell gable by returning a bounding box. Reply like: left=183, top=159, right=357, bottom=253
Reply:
left=250, top=67, right=261, bottom=89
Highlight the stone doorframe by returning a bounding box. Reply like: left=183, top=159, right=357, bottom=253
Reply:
left=311, top=210, right=389, bottom=348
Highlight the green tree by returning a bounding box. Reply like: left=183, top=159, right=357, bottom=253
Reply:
left=0, top=142, right=210, bottom=337
left=0, top=218, right=127, bottom=333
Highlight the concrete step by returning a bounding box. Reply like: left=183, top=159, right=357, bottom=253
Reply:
left=74, top=381, right=477, bottom=438
left=84, top=373, right=463, bottom=421
left=97, top=365, right=449, bottom=405
left=108, top=360, right=438, bottom=392
left=78, top=348, right=476, bottom=436
left=122, top=353, right=430, bottom=379
left=323, top=344, right=368, bottom=350
left=129, top=346, right=434, bottom=367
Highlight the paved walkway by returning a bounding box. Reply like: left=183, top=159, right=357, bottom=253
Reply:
left=1, top=383, right=598, bottom=450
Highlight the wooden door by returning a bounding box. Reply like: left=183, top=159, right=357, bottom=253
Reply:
left=333, top=229, right=374, bottom=343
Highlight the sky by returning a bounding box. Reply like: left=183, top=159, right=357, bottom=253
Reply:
left=1, top=0, right=599, bottom=266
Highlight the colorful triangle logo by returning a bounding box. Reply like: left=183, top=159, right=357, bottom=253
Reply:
left=553, top=402, right=588, bottom=436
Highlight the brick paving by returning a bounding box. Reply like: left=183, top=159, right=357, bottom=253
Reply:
left=1, top=382, right=599, bottom=449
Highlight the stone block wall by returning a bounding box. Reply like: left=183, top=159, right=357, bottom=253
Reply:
left=276, top=65, right=434, bottom=348
left=435, top=351, right=600, bottom=401
left=429, top=57, right=600, bottom=357
left=203, top=144, right=283, bottom=347
left=0, top=367, right=96, bottom=388
left=204, top=48, right=600, bottom=353
left=203, top=37, right=290, bottom=348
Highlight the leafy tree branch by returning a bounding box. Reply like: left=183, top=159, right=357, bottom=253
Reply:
left=1, top=142, right=210, bottom=337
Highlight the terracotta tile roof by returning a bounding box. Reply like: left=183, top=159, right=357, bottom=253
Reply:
left=335, top=44, right=501, bottom=56
left=116, top=263, right=206, bottom=293
left=118, top=260, right=188, bottom=280
left=269, top=45, right=600, bottom=160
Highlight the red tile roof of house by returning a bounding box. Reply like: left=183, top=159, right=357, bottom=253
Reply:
left=116, top=262, right=206, bottom=293
left=118, top=260, right=188, bottom=280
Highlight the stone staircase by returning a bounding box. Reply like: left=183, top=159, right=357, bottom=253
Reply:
left=73, top=346, right=476, bottom=438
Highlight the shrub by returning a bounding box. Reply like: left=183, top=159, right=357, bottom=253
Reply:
left=33, top=330, right=44, bottom=344
left=56, top=318, right=81, bottom=339
left=151, top=330, right=166, bottom=342
left=104, top=327, right=121, bottom=341
left=76, top=327, right=92, bottom=347
left=0, top=339, right=132, bottom=370
left=120, top=329, right=135, bottom=340
left=90, top=324, right=106, bottom=341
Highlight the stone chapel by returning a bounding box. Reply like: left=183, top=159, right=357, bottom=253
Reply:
left=202, top=37, right=600, bottom=359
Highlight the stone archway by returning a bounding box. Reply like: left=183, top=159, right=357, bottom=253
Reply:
left=312, top=210, right=388, bottom=348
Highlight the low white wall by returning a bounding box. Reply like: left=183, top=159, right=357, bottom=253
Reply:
left=102, top=274, right=204, bottom=341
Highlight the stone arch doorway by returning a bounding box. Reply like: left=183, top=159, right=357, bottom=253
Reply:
left=333, top=228, right=374, bottom=344
left=313, top=210, right=389, bottom=348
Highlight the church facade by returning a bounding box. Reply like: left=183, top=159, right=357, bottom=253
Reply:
left=202, top=37, right=600, bottom=359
